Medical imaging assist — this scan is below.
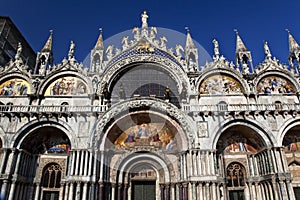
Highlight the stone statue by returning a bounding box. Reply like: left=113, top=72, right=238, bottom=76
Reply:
left=175, top=45, right=184, bottom=59
left=149, top=27, right=157, bottom=40
left=160, top=36, right=167, bottom=49
left=141, top=11, right=148, bottom=28
left=132, top=27, right=140, bottom=40
left=212, top=39, right=220, bottom=57
left=164, top=86, right=170, bottom=100
left=106, top=45, right=114, bottom=60
left=122, top=36, right=129, bottom=49
left=68, top=40, right=75, bottom=59
left=264, top=41, right=272, bottom=58
left=39, top=64, right=46, bottom=76
left=15, top=42, right=22, bottom=60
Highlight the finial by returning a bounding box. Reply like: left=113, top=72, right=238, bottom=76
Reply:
left=234, top=29, right=238, bottom=35
left=285, top=28, right=290, bottom=33
left=185, top=27, right=190, bottom=33
left=49, top=29, right=53, bottom=35
left=99, top=27, right=102, bottom=33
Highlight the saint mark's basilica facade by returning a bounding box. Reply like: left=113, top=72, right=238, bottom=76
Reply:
left=0, top=11, right=300, bottom=200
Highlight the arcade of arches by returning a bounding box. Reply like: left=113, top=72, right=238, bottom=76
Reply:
left=1, top=10, right=300, bottom=200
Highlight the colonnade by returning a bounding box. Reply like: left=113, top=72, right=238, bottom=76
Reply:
left=0, top=146, right=297, bottom=200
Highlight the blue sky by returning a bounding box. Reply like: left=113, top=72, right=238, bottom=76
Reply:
left=1, top=0, right=299, bottom=67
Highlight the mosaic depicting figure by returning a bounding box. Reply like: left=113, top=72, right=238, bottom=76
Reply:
left=45, top=77, right=88, bottom=95
left=113, top=123, right=177, bottom=151
left=21, top=132, right=71, bottom=154
left=218, top=134, right=264, bottom=154
left=199, top=75, right=243, bottom=95
left=223, top=138, right=257, bottom=153
left=283, top=134, right=300, bottom=152
left=0, top=78, right=30, bottom=96
left=257, top=76, right=295, bottom=94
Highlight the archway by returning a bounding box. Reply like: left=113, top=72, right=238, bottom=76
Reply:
left=41, top=162, right=62, bottom=200
left=97, top=107, right=186, bottom=200
left=13, top=126, right=71, bottom=200
left=20, top=126, right=71, bottom=154
left=226, top=162, right=247, bottom=200
left=282, top=125, right=300, bottom=199
left=114, top=152, right=172, bottom=200
left=216, top=125, right=267, bottom=200
left=216, top=125, right=266, bottom=154
left=110, top=64, right=180, bottom=107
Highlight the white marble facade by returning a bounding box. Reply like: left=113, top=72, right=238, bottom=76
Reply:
left=0, top=11, right=300, bottom=200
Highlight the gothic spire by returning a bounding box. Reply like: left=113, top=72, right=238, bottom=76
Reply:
left=95, top=28, right=104, bottom=49
left=287, top=30, right=300, bottom=68
left=184, top=27, right=198, bottom=72
left=34, top=30, right=54, bottom=75
left=41, top=30, right=53, bottom=53
left=234, top=30, right=253, bottom=74
left=287, top=30, right=300, bottom=53
left=185, top=27, right=196, bottom=49
left=235, top=30, right=248, bottom=53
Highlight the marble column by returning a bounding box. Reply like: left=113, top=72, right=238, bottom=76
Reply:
left=59, top=183, right=65, bottom=200
left=7, top=181, right=16, bottom=200
left=70, top=151, right=75, bottom=175
left=279, top=180, right=288, bottom=200
left=179, top=184, right=183, bottom=200
left=1, top=180, right=8, bottom=199
left=160, top=184, right=165, bottom=200
left=64, top=183, right=69, bottom=200
left=84, top=151, right=89, bottom=176
left=68, top=182, right=74, bottom=200
left=82, top=182, right=88, bottom=199
left=271, top=179, right=279, bottom=200
left=34, top=183, right=41, bottom=200
left=75, top=182, right=81, bottom=200
left=166, top=184, right=170, bottom=200
left=98, top=182, right=103, bottom=200
left=212, top=182, right=217, bottom=200
left=111, top=183, right=116, bottom=200
left=123, top=184, right=128, bottom=200
left=205, top=183, right=210, bottom=200
left=75, top=151, right=80, bottom=175
left=171, top=184, right=175, bottom=200
left=286, top=180, right=296, bottom=200
left=88, top=151, right=93, bottom=176
left=183, top=183, right=188, bottom=200
left=117, top=183, right=122, bottom=200
left=267, top=182, right=274, bottom=200
left=80, top=150, right=85, bottom=175
left=198, top=183, right=203, bottom=200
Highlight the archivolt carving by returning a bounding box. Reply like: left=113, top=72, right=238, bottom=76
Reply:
left=98, top=54, right=189, bottom=95
left=94, top=98, right=195, bottom=149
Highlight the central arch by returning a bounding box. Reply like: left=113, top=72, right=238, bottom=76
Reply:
left=92, top=98, right=194, bottom=150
